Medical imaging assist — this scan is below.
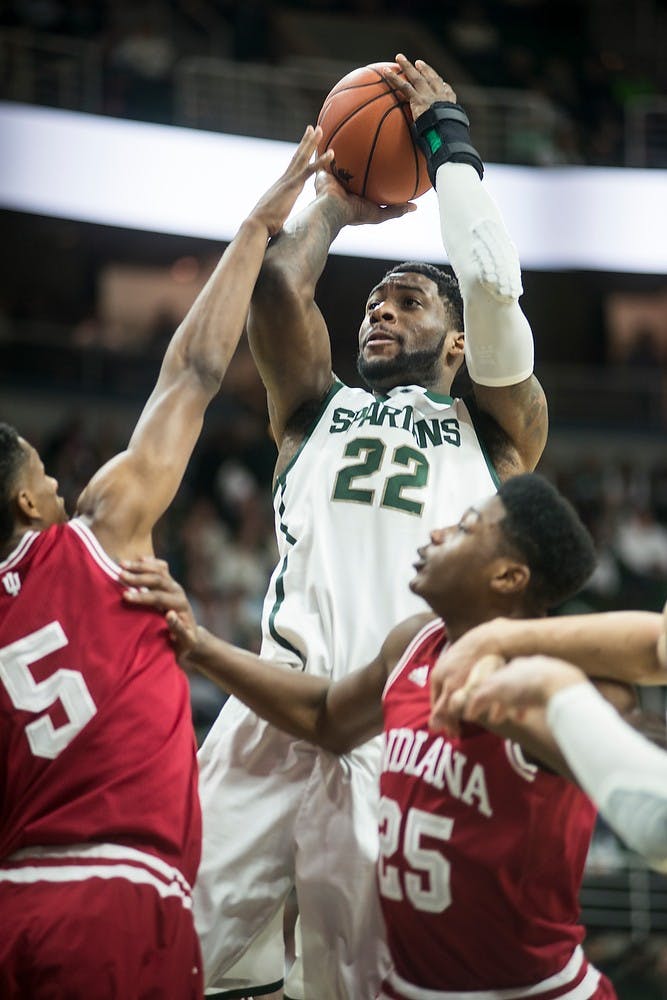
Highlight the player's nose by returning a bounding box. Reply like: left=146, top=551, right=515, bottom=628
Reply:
left=370, top=300, right=396, bottom=322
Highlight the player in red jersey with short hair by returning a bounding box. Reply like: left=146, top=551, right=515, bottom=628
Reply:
left=121, top=473, right=663, bottom=998
left=0, top=128, right=332, bottom=1000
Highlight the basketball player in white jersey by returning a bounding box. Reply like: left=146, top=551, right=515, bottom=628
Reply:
left=121, top=476, right=654, bottom=1000
left=194, top=56, right=549, bottom=999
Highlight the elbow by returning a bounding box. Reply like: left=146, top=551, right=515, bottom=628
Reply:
left=186, top=351, right=226, bottom=393
left=315, top=725, right=352, bottom=756
left=457, top=220, right=524, bottom=307
left=163, top=337, right=224, bottom=394
left=252, top=253, right=297, bottom=304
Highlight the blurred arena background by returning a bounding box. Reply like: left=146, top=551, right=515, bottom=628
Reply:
left=1, top=0, right=666, bottom=994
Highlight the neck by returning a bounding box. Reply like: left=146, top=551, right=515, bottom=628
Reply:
left=436, top=603, right=538, bottom=644
left=0, top=525, right=31, bottom=562
left=371, top=372, right=455, bottom=395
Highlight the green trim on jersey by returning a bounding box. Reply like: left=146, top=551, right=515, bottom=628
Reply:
left=277, top=497, right=297, bottom=546
left=267, top=491, right=306, bottom=667
left=466, top=401, right=502, bottom=490
left=272, top=378, right=346, bottom=499
left=374, top=388, right=455, bottom=406
left=424, top=389, right=455, bottom=405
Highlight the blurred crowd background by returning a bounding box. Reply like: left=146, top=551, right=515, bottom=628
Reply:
left=0, top=0, right=665, bottom=166
left=1, top=1, right=667, bottom=995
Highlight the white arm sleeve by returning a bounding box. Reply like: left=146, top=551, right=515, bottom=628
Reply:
left=547, top=683, right=667, bottom=872
left=435, top=161, right=534, bottom=388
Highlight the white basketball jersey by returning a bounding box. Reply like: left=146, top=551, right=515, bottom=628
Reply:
left=260, top=380, right=499, bottom=680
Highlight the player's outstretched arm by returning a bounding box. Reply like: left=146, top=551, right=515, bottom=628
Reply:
left=119, top=557, right=422, bottom=752
left=442, top=653, right=634, bottom=781
left=76, top=128, right=332, bottom=562
left=461, top=655, right=667, bottom=870
left=247, top=169, right=415, bottom=446
left=385, top=55, right=547, bottom=478
left=429, top=610, right=665, bottom=734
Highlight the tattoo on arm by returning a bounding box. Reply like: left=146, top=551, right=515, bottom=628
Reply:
left=470, top=376, right=548, bottom=477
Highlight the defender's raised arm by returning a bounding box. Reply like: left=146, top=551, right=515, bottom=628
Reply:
left=76, top=128, right=332, bottom=561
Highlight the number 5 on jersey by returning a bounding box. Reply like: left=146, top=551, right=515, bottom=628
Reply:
left=0, top=622, right=97, bottom=759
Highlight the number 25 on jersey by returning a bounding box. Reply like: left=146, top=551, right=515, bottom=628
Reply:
left=379, top=795, right=453, bottom=913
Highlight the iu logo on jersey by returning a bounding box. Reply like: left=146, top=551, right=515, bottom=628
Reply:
left=2, top=571, right=21, bottom=597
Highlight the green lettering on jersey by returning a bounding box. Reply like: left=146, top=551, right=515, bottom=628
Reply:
left=329, top=407, right=356, bottom=433
left=358, top=402, right=380, bottom=428
left=381, top=445, right=430, bottom=516
left=376, top=405, right=401, bottom=428
left=414, top=418, right=442, bottom=449
left=440, top=418, right=461, bottom=447
left=332, top=437, right=385, bottom=504
left=332, top=437, right=429, bottom=516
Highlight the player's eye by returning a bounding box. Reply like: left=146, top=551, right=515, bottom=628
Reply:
left=404, top=297, right=420, bottom=307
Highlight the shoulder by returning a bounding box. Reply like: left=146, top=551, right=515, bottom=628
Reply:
left=273, top=378, right=368, bottom=483
left=381, top=612, right=441, bottom=673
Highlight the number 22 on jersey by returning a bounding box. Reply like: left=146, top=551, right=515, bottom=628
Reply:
left=0, top=622, right=97, bottom=759
left=332, top=437, right=430, bottom=516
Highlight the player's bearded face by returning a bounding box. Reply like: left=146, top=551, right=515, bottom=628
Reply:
left=357, top=334, right=446, bottom=389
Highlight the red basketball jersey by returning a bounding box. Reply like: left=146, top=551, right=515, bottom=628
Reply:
left=379, top=618, right=605, bottom=998
left=0, top=520, right=201, bottom=885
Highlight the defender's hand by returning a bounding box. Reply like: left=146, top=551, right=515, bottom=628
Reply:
left=250, top=125, right=334, bottom=238
left=383, top=54, right=457, bottom=120
left=120, top=556, right=199, bottom=661
left=429, top=618, right=513, bottom=733
left=463, top=656, right=588, bottom=726
left=447, top=653, right=506, bottom=723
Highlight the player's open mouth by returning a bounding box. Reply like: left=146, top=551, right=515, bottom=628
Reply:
left=365, top=331, right=396, bottom=347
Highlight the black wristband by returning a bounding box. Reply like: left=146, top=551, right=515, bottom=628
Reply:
left=413, top=101, right=484, bottom=185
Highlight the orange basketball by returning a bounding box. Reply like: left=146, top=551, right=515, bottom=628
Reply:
left=316, top=62, right=431, bottom=206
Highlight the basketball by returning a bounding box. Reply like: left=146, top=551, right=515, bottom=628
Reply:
left=316, top=61, right=431, bottom=206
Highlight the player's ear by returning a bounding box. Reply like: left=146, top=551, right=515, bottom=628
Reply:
left=489, top=558, right=530, bottom=596
left=446, top=331, right=464, bottom=358
left=15, top=487, right=39, bottom=523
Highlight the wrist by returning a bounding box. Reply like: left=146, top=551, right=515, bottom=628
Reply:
left=240, top=215, right=271, bottom=241
left=544, top=668, right=588, bottom=700
left=315, top=189, right=355, bottom=232
left=479, top=617, right=515, bottom=659
left=413, top=101, right=484, bottom=185
left=189, top=625, right=216, bottom=664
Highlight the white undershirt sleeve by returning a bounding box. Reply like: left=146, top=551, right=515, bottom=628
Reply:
left=435, top=161, right=534, bottom=387
left=547, top=682, right=667, bottom=872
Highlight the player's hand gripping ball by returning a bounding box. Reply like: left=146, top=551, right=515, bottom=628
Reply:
left=316, top=62, right=431, bottom=206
